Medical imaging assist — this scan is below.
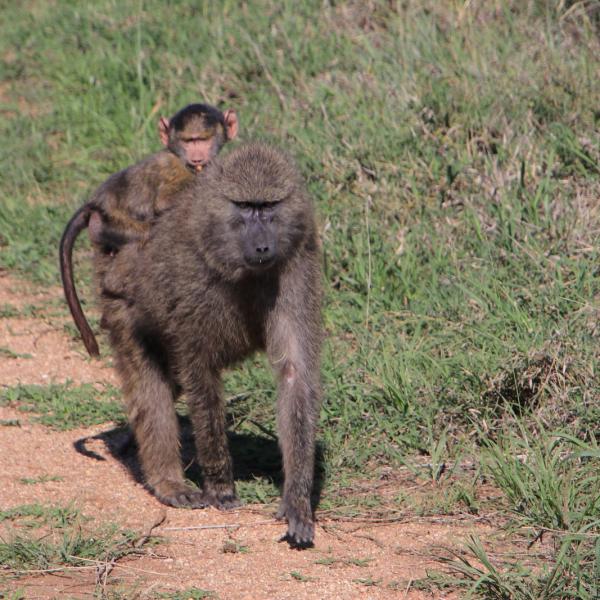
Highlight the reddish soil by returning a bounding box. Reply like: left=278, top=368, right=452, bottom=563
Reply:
left=0, top=272, right=487, bottom=599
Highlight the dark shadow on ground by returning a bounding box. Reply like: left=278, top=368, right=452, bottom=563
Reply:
left=73, top=414, right=325, bottom=511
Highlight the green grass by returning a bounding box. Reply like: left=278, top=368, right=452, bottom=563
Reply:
left=353, top=577, right=382, bottom=587
left=1, top=0, right=599, bottom=595
left=438, top=532, right=600, bottom=600
left=484, top=426, right=600, bottom=532
left=0, top=503, right=157, bottom=592
left=156, top=589, right=216, bottom=600
left=290, top=570, right=316, bottom=583
left=0, top=348, right=32, bottom=360
left=0, top=590, right=26, bottom=600
left=316, top=555, right=373, bottom=567
left=0, top=303, right=47, bottom=319
left=0, top=383, right=125, bottom=430
left=19, top=475, right=64, bottom=486
left=234, top=477, right=280, bottom=505
left=0, top=504, right=80, bottom=528
left=435, top=426, right=600, bottom=598
left=0, top=305, right=20, bottom=318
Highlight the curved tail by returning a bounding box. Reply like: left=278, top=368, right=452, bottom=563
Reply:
left=59, top=205, right=100, bottom=357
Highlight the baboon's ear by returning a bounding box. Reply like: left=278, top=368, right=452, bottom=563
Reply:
left=158, top=117, right=170, bottom=146
left=223, top=109, right=239, bottom=141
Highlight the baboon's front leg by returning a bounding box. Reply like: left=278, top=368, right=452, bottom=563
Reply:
left=186, top=372, right=239, bottom=509
left=268, top=321, right=321, bottom=546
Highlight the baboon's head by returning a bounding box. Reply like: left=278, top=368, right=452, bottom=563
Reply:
left=193, top=143, right=314, bottom=281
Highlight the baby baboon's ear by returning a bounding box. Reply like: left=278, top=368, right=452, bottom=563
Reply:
left=158, top=117, right=170, bottom=146
left=223, top=109, right=239, bottom=140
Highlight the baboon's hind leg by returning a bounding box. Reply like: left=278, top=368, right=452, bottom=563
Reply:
left=116, top=338, right=206, bottom=508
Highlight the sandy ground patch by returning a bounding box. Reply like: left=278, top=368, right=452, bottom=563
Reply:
left=0, top=273, right=483, bottom=599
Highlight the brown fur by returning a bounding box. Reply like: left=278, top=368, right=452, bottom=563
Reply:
left=101, top=143, right=322, bottom=546
left=60, top=104, right=236, bottom=356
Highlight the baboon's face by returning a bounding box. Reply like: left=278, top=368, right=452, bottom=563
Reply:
left=202, top=198, right=286, bottom=279
left=199, top=191, right=308, bottom=282
left=195, top=144, right=311, bottom=281
left=231, top=201, right=278, bottom=268
left=174, top=122, right=226, bottom=171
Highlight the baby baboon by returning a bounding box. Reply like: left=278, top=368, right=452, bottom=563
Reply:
left=60, top=103, right=238, bottom=356
left=100, top=143, right=322, bottom=546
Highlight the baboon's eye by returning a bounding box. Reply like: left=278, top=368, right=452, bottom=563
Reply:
left=234, top=201, right=280, bottom=211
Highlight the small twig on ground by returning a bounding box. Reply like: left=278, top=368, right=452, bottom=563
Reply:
left=162, top=519, right=277, bottom=532
left=2, top=565, right=97, bottom=576
left=163, top=523, right=240, bottom=532
left=67, top=555, right=167, bottom=577
left=95, top=557, right=116, bottom=586
left=352, top=533, right=386, bottom=548
left=320, top=523, right=346, bottom=541
left=247, top=418, right=278, bottom=440
left=527, top=529, right=544, bottom=549
left=33, top=327, right=56, bottom=348
left=133, top=509, right=167, bottom=548
left=317, top=510, right=407, bottom=524
left=226, top=392, right=251, bottom=405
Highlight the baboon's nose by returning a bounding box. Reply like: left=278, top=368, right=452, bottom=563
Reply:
left=244, top=226, right=276, bottom=267
left=246, top=243, right=275, bottom=267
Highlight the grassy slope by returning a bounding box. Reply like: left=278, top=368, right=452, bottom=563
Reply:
left=1, top=1, right=599, bottom=596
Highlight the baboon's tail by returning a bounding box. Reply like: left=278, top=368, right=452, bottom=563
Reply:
left=59, top=205, right=100, bottom=357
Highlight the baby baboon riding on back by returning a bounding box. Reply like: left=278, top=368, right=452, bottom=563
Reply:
left=60, top=103, right=238, bottom=356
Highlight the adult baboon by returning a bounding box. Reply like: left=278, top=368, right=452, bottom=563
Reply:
left=100, top=143, right=322, bottom=547
left=60, top=103, right=239, bottom=356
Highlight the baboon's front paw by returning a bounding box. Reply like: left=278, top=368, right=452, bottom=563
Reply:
left=154, top=481, right=208, bottom=509
left=203, top=482, right=241, bottom=510
left=276, top=499, right=315, bottom=548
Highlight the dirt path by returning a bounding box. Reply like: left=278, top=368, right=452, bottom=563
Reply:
left=0, top=272, right=482, bottom=599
